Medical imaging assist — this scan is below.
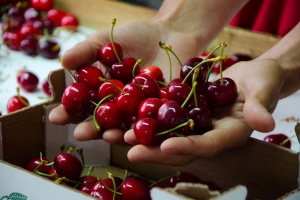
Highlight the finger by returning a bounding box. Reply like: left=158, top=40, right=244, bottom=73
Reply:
left=124, top=129, right=140, bottom=145
left=243, top=97, right=276, bottom=132
left=74, top=120, right=100, bottom=141
left=48, top=104, right=88, bottom=125
left=61, top=30, right=109, bottom=70
left=103, top=128, right=128, bottom=145
left=127, top=145, right=194, bottom=166
left=160, top=116, right=253, bottom=157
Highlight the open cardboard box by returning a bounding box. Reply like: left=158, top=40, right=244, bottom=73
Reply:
left=0, top=0, right=299, bottom=199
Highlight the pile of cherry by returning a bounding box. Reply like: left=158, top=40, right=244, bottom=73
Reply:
left=61, top=19, right=254, bottom=146
left=1, top=0, right=79, bottom=58
left=0, top=0, right=79, bottom=115
left=25, top=146, right=221, bottom=199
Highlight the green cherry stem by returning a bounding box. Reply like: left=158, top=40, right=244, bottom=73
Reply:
left=66, top=69, right=76, bottom=83
left=132, top=58, right=143, bottom=88
left=76, top=147, right=85, bottom=169
left=150, top=171, right=181, bottom=188
left=279, top=135, right=296, bottom=147
left=99, top=77, right=126, bottom=94
left=159, top=42, right=173, bottom=82
left=155, top=119, right=194, bottom=136
left=181, top=81, right=198, bottom=108
left=110, top=18, right=121, bottom=63
left=16, top=87, right=29, bottom=107
left=93, top=94, right=115, bottom=131
left=218, top=42, right=227, bottom=84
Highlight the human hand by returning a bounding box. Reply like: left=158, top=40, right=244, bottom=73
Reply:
left=124, top=58, right=285, bottom=166
left=48, top=19, right=204, bottom=145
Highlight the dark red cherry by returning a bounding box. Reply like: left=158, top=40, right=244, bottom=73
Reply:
left=168, top=171, right=200, bottom=187
left=166, top=80, right=191, bottom=106
left=110, top=57, right=140, bottom=84
left=23, top=7, right=40, bottom=22
left=85, top=89, right=101, bottom=115
left=121, top=178, right=151, bottom=200
left=26, top=157, right=51, bottom=174
left=157, top=100, right=189, bottom=131
left=36, top=38, right=60, bottom=59
left=212, top=57, right=237, bottom=75
left=77, top=175, right=98, bottom=194
left=42, top=78, right=52, bottom=97
left=33, top=18, right=55, bottom=35
left=206, top=77, right=238, bottom=108
left=20, top=36, right=38, bottom=55
left=53, top=152, right=82, bottom=181
left=230, top=53, right=252, bottom=62
left=263, top=133, right=291, bottom=149
left=98, top=42, right=123, bottom=67
left=31, top=0, right=53, bottom=11
left=187, top=105, right=213, bottom=134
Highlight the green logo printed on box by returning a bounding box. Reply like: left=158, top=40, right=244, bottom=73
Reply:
left=0, top=192, right=27, bottom=200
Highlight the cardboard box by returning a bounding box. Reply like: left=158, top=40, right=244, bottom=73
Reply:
left=0, top=0, right=299, bottom=199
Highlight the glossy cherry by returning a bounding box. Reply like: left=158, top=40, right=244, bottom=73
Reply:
left=53, top=152, right=82, bottom=181
left=2, top=30, right=23, bottom=51
left=116, top=82, right=145, bottom=115
left=140, top=65, right=164, bottom=82
left=206, top=77, right=238, bottom=108
left=77, top=175, right=98, bottom=194
left=74, top=65, right=104, bottom=90
left=7, top=92, right=29, bottom=113
left=90, top=176, right=123, bottom=200
left=98, top=42, right=123, bottom=67
left=187, top=105, right=213, bottom=134
left=263, top=133, right=291, bottom=149
left=166, top=80, right=191, bottom=106
left=95, top=102, right=123, bottom=129
left=110, top=57, right=140, bottom=84
left=47, top=8, right=66, bottom=27
left=17, top=70, right=39, bottom=92
left=42, top=78, right=52, bottom=97
left=60, top=13, right=79, bottom=31
left=121, top=178, right=151, bottom=200
left=132, top=73, right=160, bottom=99
left=31, top=0, right=53, bottom=11
left=98, top=79, right=124, bottom=103
left=61, top=82, right=90, bottom=114
left=23, top=7, right=40, bottom=22
left=137, top=97, right=163, bottom=119
left=168, top=171, right=200, bottom=187
left=20, top=36, right=38, bottom=55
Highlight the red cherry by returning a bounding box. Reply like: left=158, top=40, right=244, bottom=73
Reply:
left=90, top=177, right=123, bottom=200
left=121, top=178, right=151, bottom=200
left=77, top=175, right=98, bottom=194
left=2, top=30, right=23, bottom=51
left=116, top=83, right=145, bottom=115
left=98, top=42, right=123, bottom=67
left=47, top=8, right=66, bottom=27
left=95, top=102, right=123, bottom=129
left=137, top=97, right=163, bottom=120
left=26, top=157, right=51, bottom=174
left=17, top=70, right=39, bottom=92
left=31, top=0, right=53, bottom=11
left=132, top=73, right=160, bottom=99
left=74, top=65, right=104, bottom=89
left=206, top=77, right=238, bottom=108
left=110, top=57, right=140, bottom=84
left=1, top=18, right=23, bottom=32
left=60, top=13, right=79, bottom=31
left=98, top=79, right=124, bottom=103
left=19, top=23, right=41, bottom=38
left=61, top=82, right=90, bottom=114
left=7, top=92, right=29, bottom=113
left=134, top=117, right=164, bottom=146
left=53, top=152, right=82, bottom=181
left=32, top=18, right=55, bottom=35
left=263, top=133, right=291, bottom=149
left=140, top=65, right=164, bottom=82
left=212, top=57, right=237, bottom=75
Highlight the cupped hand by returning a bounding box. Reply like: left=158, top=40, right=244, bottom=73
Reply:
left=49, top=19, right=203, bottom=145
left=124, top=58, right=285, bottom=166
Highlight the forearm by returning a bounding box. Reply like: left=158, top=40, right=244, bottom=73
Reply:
left=152, top=0, right=249, bottom=48
left=258, top=22, right=300, bottom=98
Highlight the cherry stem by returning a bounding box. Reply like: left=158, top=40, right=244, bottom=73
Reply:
left=60, top=144, right=65, bottom=152
left=99, top=77, right=125, bottom=94
left=150, top=171, right=181, bottom=188
left=218, top=42, right=227, bottom=84
left=110, top=18, right=121, bottom=63
left=132, top=59, right=143, bottom=88
left=181, top=81, right=198, bottom=108
left=67, top=145, right=74, bottom=153
left=159, top=42, right=173, bottom=82
left=155, top=119, right=194, bottom=136
left=279, top=135, right=296, bottom=146
left=92, top=94, right=115, bottom=131
left=97, top=176, right=122, bottom=196
left=157, top=80, right=167, bottom=87
left=66, top=69, right=76, bottom=83
left=159, top=41, right=183, bottom=66
left=16, top=87, right=29, bottom=107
